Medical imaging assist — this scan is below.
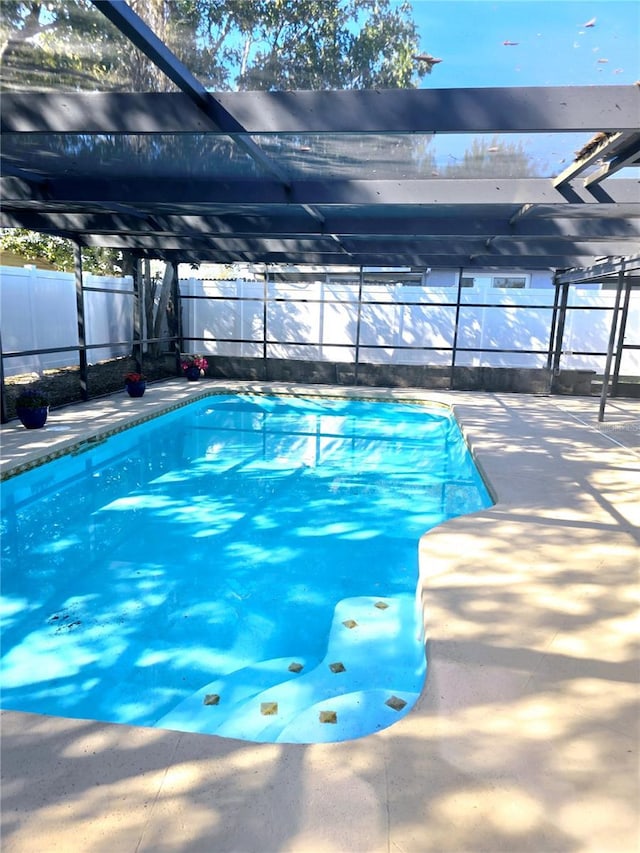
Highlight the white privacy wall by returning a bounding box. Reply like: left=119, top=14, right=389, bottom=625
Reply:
left=180, top=276, right=640, bottom=374
left=0, top=266, right=133, bottom=377
left=1, top=266, right=637, bottom=379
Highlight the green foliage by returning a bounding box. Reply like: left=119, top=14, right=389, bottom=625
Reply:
left=1, top=0, right=429, bottom=92
left=233, top=0, right=426, bottom=90
left=0, top=1, right=130, bottom=91
left=0, top=228, right=124, bottom=274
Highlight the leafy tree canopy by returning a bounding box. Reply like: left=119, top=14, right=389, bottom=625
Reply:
left=0, top=228, right=125, bottom=275
left=1, top=0, right=429, bottom=92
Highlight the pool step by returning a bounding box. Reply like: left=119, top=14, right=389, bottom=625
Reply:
left=157, top=594, right=425, bottom=743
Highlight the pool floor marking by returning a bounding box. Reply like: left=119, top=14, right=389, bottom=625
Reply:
left=319, top=710, right=338, bottom=724
left=157, top=594, right=425, bottom=743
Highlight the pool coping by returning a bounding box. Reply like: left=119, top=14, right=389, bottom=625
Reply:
left=2, top=381, right=639, bottom=853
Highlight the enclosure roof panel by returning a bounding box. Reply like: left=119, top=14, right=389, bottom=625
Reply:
left=0, top=1, right=178, bottom=94
left=1, top=1, right=639, bottom=273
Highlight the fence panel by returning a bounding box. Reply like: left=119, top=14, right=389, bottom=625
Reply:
left=178, top=275, right=639, bottom=375
left=4, top=266, right=639, bottom=381
left=1, top=267, right=78, bottom=376
left=1, top=266, right=134, bottom=377
left=180, top=278, right=264, bottom=357
left=84, top=274, right=134, bottom=363
left=359, top=287, right=456, bottom=365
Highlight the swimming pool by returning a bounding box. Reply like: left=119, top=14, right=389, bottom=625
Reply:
left=1, top=393, right=492, bottom=742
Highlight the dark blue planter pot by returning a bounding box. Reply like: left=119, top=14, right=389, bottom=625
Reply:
left=16, top=406, right=48, bottom=429
left=185, top=366, right=201, bottom=381
left=126, top=381, right=146, bottom=397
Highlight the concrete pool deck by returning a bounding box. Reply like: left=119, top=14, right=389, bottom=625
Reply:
left=1, top=381, right=639, bottom=853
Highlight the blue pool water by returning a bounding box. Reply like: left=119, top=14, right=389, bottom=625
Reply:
left=1, top=394, right=492, bottom=742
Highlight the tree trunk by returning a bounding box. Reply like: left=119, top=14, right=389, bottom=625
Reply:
left=151, top=263, right=174, bottom=356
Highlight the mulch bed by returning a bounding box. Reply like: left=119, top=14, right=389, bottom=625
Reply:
left=4, top=355, right=177, bottom=419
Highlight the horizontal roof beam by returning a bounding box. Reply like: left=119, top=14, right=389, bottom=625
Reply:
left=2, top=211, right=628, bottom=261
left=128, top=246, right=601, bottom=269
left=70, top=232, right=611, bottom=265
left=4, top=208, right=639, bottom=241
left=0, top=93, right=224, bottom=134
left=2, top=85, right=638, bottom=134
left=0, top=211, right=640, bottom=245
left=3, top=176, right=639, bottom=206
left=344, top=237, right=638, bottom=256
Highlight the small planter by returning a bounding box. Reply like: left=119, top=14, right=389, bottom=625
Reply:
left=181, top=355, right=208, bottom=381
left=16, top=406, right=48, bottom=429
left=126, top=380, right=146, bottom=398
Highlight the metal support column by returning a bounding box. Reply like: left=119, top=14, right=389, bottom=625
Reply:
left=551, top=282, right=569, bottom=377
left=263, top=272, right=269, bottom=378
left=0, top=328, right=7, bottom=424
left=131, top=256, right=143, bottom=372
left=598, top=269, right=624, bottom=422
left=545, top=278, right=564, bottom=393
left=547, top=278, right=562, bottom=369
left=74, top=242, right=89, bottom=401
left=173, top=260, right=183, bottom=375
left=449, top=267, right=463, bottom=390
left=354, top=266, right=363, bottom=386
left=611, top=271, right=632, bottom=396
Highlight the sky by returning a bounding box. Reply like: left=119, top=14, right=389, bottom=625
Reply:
left=406, top=0, right=640, bottom=88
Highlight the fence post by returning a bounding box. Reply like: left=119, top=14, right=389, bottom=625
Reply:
left=74, top=243, right=89, bottom=401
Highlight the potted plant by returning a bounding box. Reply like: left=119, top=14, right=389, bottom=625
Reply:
left=15, top=387, right=49, bottom=429
left=181, top=354, right=208, bottom=381
left=124, top=371, right=147, bottom=398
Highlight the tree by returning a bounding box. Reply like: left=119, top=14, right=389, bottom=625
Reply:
left=0, top=228, right=125, bottom=274
left=234, top=0, right=425, bottom=90
left=444, top=135, right=541, bottom=179
left=1, top=0, right=430, bottom=92
left=0, top=1, right=127, bottom=91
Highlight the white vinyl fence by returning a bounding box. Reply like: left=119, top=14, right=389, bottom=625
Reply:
left=1, top=266, right=134, bottom=377
left=2, top=265, right=638, bottom=380
left=180, top=277, right=640, bottom=375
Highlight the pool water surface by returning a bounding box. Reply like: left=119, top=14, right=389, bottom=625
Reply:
left=1, top=394, right=492, bottom=742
